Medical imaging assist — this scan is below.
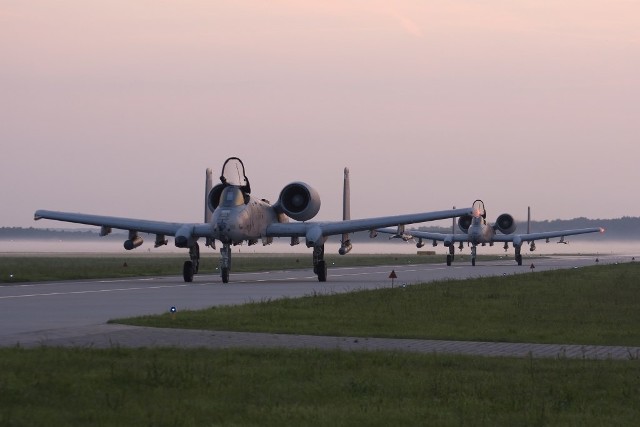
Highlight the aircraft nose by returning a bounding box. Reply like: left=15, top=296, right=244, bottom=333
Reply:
left=214, top=220, right=230, bottom=240
left=217, top=219, right=245, bottom=244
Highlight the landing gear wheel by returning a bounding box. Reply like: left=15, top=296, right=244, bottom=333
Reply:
left=472, top=258, right=476, bottom=267
left=183, top=260, right=194, bottom=282
left=516, top=254, right=523, bottom=266
left=317, top=260, right=327, bottom=282
left=446, top=254, right=452, bottom=266
left=221, top=267, right=230, bottom=284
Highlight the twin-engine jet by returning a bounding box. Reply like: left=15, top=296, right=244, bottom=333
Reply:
left=377, top=199, right=604, bottom=266
left=35, top=157, right=472, bottom=283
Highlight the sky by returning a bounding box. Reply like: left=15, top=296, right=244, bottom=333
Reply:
left=1, top=0, right=639, bottom=229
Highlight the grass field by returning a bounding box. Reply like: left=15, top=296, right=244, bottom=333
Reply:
left=2, top=256, right=639, bottom=425
left=1, top=346, right=639, bottom=426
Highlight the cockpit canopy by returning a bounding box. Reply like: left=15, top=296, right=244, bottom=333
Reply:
left=220, top=157, right=250, bottom=193
left=219, top=186, right=246, bottom=208
left=472, top=199, right=486, bottom=219
left=207, top=157, right=253, bottom=211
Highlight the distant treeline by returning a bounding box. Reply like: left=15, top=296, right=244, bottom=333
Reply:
left=2, top=216, right=638, bottom=242
left=0, top=227, right=124, bottom=241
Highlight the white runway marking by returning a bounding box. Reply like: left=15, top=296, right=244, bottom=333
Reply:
left=0, top=284, right=192, bottom=299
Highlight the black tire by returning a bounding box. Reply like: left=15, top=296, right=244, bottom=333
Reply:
left=183, top=261, right=194, bottom=282
left=472, top=258, right=476, bottom=267
left=446, top=255, right=452, bottom=266
left=221, top=267, right=230, bottom=284
left=516, top=255, right=523, bottom=266
left=317, top=261, right=327, bottom=282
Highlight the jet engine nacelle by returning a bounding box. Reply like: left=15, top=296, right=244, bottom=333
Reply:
left=207, top=183, right=227, bottom=212
left=458, top=215, right=473, bottom=233
left=275, top=182, right=321, bottom=221
left=494, top=213, right=516, bottom=234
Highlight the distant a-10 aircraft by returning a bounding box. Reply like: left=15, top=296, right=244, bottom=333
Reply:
left=35, top=157, right=472, bottom=283
left=377, top=199, right=604, bottom=266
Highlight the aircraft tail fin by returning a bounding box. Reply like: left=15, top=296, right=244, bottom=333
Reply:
left=339, top=167, right=352, bottom=255
left=205, top=168, right=213, bottom=223
left=527, top=206, right=531, bottom=234
left=452, top=206, right=456, bottom=235
left=343, top=167, right=350, bottom=222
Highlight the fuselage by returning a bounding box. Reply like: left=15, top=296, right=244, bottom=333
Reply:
left=210, top=186, right=279, bottom=244
left=466, top=215, right=496, bottom=245
left=461, top=200, right=495, bottom=245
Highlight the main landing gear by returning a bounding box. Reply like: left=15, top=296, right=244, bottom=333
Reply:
left=471, top=245, right=477, bottom=267
left=446, top=245, right=455, bottom=266
left=313, top=245, right=327, bottom=282
left=182, top=243, right=200, bottom=282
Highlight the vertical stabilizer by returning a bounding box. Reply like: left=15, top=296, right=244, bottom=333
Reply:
left=339, top=167, right=352, bottom=255
left=205, top=168, right=213, bottom=223
left=343, top=167, right=350, bottom=221
left=527, top=206, right=531, bottom=234
left=452, top=206, right=456, bottom=235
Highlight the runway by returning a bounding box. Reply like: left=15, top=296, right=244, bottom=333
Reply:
left=2, top=253, right=638, bottom=359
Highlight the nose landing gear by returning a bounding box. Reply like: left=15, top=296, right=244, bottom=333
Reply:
left=471, top=245, right=477, bottom=266
left=220, top=243, right=231, bottom=283
left=515, top=245, right=523, bottom=266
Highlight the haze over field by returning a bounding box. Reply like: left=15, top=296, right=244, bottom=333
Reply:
left=1, top=1, right=638, bottom=228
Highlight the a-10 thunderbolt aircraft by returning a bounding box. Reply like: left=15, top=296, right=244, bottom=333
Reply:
left=34, top=157, right=472, bottom=283
left=377, top=199, right=604, bottom=267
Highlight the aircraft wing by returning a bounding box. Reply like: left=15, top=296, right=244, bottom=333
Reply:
left=377, top=227, right=604, bottom=244
left=375, top=228, right=470, bottom=243
left=492, top=227, right=604, bottom=243
left=266, top=207, right=472, bottom=240
left=33, top=210, right=213, bottom=237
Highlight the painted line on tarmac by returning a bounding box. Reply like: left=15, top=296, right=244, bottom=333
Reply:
left=6, top=276, right=168, bottom=288
left=99, top=277, right=158, bottom=283
left=0, top=283, right=196, bottom=300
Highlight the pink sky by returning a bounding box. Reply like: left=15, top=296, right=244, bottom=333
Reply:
left=1, top=1, right=639, bottom=228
